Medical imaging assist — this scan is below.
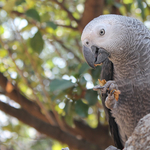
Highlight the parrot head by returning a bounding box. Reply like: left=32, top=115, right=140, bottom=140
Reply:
left=81, top=15, right=129, bottom=68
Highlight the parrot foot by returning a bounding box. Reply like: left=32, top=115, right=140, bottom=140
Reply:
left=105, top=91, right=117, bottom=109
left=93, top=80, right=120, bottom=109
left=104, top=81, right=119, bottom=109
left=93, top=80, right=116, bottom=92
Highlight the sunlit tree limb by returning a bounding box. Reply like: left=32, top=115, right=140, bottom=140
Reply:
left=0, top=100, right=101, bottom=150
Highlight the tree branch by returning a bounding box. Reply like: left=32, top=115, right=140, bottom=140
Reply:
left=0, top=101, right=101, bottom=150
left=0, top=72, right=49, bottom=123
left=74, top=120, right=113, bottom=149
left=78, top=0, right=104, bottom=32
left=111, top=0, right=121, bottom=15
left=56, top=24, right=78, bottom=30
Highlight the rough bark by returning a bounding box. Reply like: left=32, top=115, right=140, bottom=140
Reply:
left=124, top=114, right=150, bottom=150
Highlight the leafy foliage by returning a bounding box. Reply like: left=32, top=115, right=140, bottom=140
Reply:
left=75, top=100, right=89, bottom=117
left=25, top=9, right=41, bottom=22
left=50, top=78, right=75, bottom=92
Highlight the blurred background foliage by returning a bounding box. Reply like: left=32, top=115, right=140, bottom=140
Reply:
left=0, top=0, right=150, bottom=150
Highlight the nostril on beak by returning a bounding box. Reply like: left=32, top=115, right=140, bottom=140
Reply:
left=86, top=41, right=89, bottom=45
left=84, top=39, right=90, bottom=46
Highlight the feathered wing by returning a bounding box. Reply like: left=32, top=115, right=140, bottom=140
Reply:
left=100, top=59, right=123, bottom=149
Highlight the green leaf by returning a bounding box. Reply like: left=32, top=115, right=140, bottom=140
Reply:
left=50, top=79, right=75, bottom=92
left=64, top=115, right=74, bottom=126
left=64, top=100, right=71, bottom=114
left=46, top=21, right=57, bottom=30
left=25, top=9, right=40, bottom=22
left=64, top=101, right=74, bottom=126
left=85, top=89, right=98, bottom=106
left=30, top=30, right=44, bottom=54
left=79, top=62, right=90, bottom=74
left=15, top=0, right=25, bottom=5
left=75, top=100, right=89, bottom=117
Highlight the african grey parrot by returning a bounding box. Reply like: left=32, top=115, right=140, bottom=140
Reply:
left=81, top=14, right=150, bottom=149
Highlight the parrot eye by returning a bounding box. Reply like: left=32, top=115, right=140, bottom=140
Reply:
left=99, top=29, right=105, bottom=36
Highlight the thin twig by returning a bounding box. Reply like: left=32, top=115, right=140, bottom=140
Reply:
left=49, top=0, right=79, bottom=23
left=56, top=24, right=78, bottom=30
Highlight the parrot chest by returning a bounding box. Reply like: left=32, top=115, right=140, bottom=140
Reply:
left=111, top=75, right=150, bottom=145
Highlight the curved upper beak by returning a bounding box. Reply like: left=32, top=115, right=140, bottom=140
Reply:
left=82, top=45, right=110, bottom=69
left=82, top=46, right=95, bottom=68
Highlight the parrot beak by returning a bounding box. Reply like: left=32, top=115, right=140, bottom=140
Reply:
left=82, top=45, right=110, bottom=68
left=82, top=46, right=95, bottom=68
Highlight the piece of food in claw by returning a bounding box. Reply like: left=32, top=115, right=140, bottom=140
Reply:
left=98, top=79, right=121, bottom=101
left=94, top=63, right=102, bottom=67
left=111, top=89, right=121, bottom=101
left=98, top=79, right=107, bottom=86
